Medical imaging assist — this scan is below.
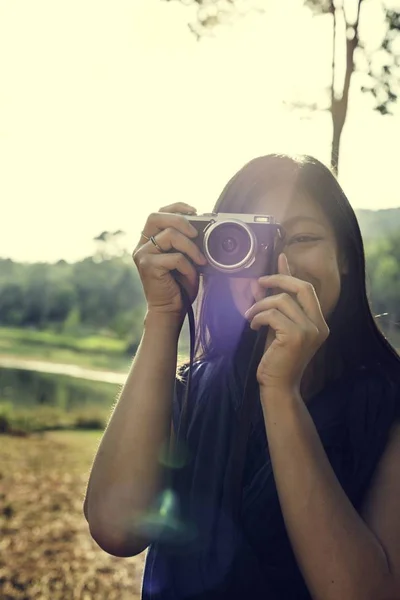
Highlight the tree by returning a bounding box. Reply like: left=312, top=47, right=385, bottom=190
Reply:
left=365, top=233, right=400, bottom=341
left=164, top=0, right=264, bottom=38
left=164, top=0, right=400, bottom=174
left=93, top=230, right=130, bottom=262
left=303, top=0, right=400, bottom=173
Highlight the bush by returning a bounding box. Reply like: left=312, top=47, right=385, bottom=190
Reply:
left=0, top=403, right=109, bottom=435
left=73, top=406, right=108, bottom=430
left=74, top=415, right=106, bottom=430
left=0, top=402, right=12, bottom=433
left=13, top=406, right=73, bottom=433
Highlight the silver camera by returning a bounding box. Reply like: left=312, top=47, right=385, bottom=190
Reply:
left=187, top=212, right=283, bottom=278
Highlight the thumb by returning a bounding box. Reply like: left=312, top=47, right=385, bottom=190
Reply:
left=279, top=253, right=292, bottom=276
left=250, top=278, right=266, bottom=303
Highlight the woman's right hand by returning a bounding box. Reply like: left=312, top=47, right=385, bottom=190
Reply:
left=132, top=202, right=208, bottom=320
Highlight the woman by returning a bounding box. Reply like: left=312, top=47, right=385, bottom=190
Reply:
left=83, top=154, right=400, bottom=600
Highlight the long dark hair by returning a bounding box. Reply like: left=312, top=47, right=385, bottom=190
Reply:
left=185, top=153, right=400, bottom=389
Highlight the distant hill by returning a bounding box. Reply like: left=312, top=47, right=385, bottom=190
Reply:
left=355, top=208, right=400, bottom=241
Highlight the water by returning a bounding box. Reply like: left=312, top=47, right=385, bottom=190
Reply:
left=0, top=365, right=121, bottom=411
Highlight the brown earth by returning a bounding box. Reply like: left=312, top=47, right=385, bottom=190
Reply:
left=0, top=430, right=146, bottom=599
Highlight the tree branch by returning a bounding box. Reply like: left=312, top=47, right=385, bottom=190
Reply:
left=331, top=2, right=336, bottom=107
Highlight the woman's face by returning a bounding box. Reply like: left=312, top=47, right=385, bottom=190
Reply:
left=228, top=184, right=348, bottom=321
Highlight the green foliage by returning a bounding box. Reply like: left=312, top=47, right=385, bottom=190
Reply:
left=73, top=406, right=108, bottom=430
left=0, top=326, right=127, bottom=354
left=304, top=0, right=333, bottom=14
left=164, top=0, right=264, bottom=38
left=62, top=306, right=81, bottom=334
left=356, top=208, right=400, bottom=241
left=0, top=403, right=109, bottom=434
left=365, top=230, right=400, bottom=336
left=361, top=9, right=400, bottom=116
left=0, top=251, right=146, bottom=350
left=0, top=402, right=13, bottom=433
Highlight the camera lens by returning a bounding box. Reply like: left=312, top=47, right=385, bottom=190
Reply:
left=221, top=237, right=237, bottom=253
left=207, top=223, right=252, bottom=267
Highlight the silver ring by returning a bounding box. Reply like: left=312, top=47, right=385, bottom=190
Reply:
left=150, top=235, right=164, bottom=253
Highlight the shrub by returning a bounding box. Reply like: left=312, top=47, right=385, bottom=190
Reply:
left=0, top=402, right=12, bottom=433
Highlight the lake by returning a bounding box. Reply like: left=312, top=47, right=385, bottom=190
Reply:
left=0, top=360, right=123, bottom=413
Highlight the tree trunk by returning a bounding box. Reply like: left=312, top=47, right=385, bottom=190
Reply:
left=330, top=98, right=346, bottom=175
left=330, top=35, right=357, bottom=175
left=330, top=1, right=363, bottom=175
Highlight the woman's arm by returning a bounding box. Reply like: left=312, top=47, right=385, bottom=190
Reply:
left=83, top=311, right=182, bottom=557
left=245, top=254, right=398, bottom=599
left=260, top=387, right=395, bottom=600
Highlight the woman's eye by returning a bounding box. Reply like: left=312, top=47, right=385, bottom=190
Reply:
left=290, top=236, right=317, bottom=244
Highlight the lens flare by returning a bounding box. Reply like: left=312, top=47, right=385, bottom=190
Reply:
left=133, top=489, right=198, bottom=545
left=158, top=438, right=191, bottom=469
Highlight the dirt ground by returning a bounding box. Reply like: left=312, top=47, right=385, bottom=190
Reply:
left=0, top=430, right=147, bottom=599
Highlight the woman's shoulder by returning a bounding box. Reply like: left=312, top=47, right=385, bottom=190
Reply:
left=343, top=361, right=400, bottom=431
left=174, top=357, right=224, bottom=410
left=172, top=357, right=229, bottom=439
left=176, top=358, right=218, bottom=387
left=313, top=362, right=400, bottom=432
left=344, top=361, right=400, bottom=395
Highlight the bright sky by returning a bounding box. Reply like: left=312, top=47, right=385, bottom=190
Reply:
left=1, top=0, right=399, bottom=264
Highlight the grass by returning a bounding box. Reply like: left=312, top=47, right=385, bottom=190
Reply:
left=0, top=326, right=127, bottom=351
left=0, top=402, right=113, bottom=435
left=0, top=326, right=133, bottom=372
left=0, top=429, right=146, bottom=599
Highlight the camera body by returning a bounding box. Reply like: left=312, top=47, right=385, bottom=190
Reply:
left=187, top=212, right=283, bottom=278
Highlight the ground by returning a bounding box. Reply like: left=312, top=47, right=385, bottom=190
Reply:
left=0, top=430, right=147, bottom=600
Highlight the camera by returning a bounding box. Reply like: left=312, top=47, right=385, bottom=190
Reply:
left=187, top=212, right=283, bottom=278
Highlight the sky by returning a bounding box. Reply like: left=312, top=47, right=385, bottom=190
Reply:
left=1, top=0, right=400, bottom=264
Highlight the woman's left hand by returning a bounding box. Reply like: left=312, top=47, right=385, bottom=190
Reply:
left=244, top=253, right=330, bottom=392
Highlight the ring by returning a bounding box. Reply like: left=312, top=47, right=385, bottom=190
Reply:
left=150, top=235, right=164, bottom=253
left=141, top=231, right=151, bottom=241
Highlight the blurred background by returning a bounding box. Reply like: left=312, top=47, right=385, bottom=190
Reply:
left=1, top=0, right=400, bottom=598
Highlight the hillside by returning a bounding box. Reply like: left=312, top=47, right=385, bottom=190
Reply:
left=355, top=208, right=400, bottom=240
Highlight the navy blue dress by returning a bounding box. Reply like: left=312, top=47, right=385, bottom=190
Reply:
left=141, top=339, right=400, bottom=599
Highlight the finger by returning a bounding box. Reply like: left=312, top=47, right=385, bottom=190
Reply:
left=279, top=253, right=292, bottom=276
left=250, top=279, right=267, bottom=303
left=135, top=252, right=198, bottom=282
left=136, top=212, right=199, bottom=250
left=250, top=307, right=297, bottom=337
left=158, top=202, right=197, bottom=214
left=245, top=293, right=308, bottom=327
left=266, top=253, right=295, bottom=303
left=145, top=228, right=207, bottom=267
left=257, top=274, right=325, bottom=330
left=153, top=252, right=199, bottom=293
left=144, top=212, right=198, bottom=239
